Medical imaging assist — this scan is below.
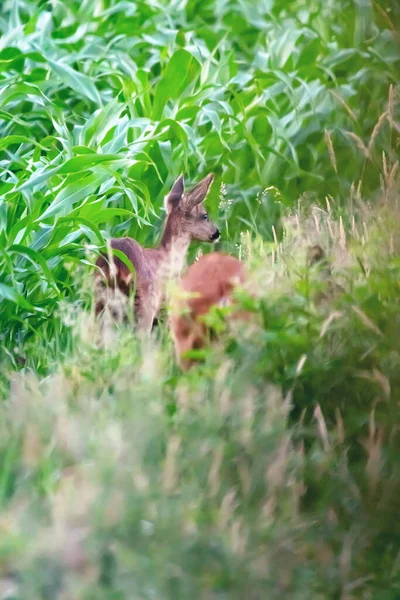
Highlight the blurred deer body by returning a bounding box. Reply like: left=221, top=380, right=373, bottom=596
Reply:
left=95, top=174, right=219, bottom=333
left=170, top=252, right=247, bottom=369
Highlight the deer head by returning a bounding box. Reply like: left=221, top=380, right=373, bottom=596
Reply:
left=163, top=174, right=220, bottom=245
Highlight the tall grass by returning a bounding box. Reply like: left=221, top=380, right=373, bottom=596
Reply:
left=0, top=0, right=399, bottom=354
left=1, top=184, right=400, bottom=597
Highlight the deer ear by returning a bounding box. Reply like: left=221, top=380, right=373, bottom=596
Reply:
left=186, top=173, right=214, bottom=208
left=165, top=175, right=184, bottom=213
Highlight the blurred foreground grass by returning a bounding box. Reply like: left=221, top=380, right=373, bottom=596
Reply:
left=1, top=185, right=400, bottom=599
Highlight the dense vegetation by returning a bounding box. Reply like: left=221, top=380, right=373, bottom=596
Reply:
left=0, top=0, right=399, bottom=598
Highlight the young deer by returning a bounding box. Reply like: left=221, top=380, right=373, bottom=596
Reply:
left=95, top=174, right=219, bottom=333
left=169, top=252, right=248, bottom=369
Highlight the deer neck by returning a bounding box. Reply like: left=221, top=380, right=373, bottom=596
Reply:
left=158, top=218, right=191, bottom=279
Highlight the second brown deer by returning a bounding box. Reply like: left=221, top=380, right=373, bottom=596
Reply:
left=95, top=174, right=219, bottom=333
left=169, top=252, right=248, bottom=369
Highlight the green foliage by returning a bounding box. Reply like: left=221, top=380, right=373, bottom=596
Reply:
left=0, top=0, right=399, bottom=349
left=1, top=1, right=400, bottom=598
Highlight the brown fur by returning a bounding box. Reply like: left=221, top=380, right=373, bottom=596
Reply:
left=307, top=244, right=343, bottom=303
left=169, top=252, right=248, bottom=369
left=95, top=174, right=219, bottom=333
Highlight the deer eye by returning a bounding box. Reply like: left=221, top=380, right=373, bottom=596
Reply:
left=201, top=213, right=208, bottom=221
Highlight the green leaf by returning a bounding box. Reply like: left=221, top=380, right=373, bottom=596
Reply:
left=47, top=58, right=102, bottom=105
left=57, top=216, right=105, bottom=245
left=82, top=98, right=126, bottom=147
left=110, top=248, right=136, bottom=274
left=0, top=135, right=46, bottom=151
left=0, top=282, right=39, bottom=311
left=0, top=48, right=25, bottom=72
left=58, top=154, right=124, bottom=174
left=78, top=207, right=134, bottom=224
left=38, top=172, right=110, bottom=221
left=153, top=49, right=201, bottom=120
left=14, top=163, right=62, bottom=193
left=8, top=245, right=59, bottom=292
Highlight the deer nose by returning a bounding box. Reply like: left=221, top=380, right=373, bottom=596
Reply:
left=210, top=228, right=220, bottom=241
